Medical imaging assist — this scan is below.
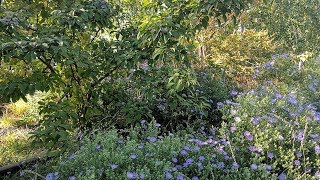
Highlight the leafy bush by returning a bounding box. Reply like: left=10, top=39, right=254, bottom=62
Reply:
left=217, top=54, right=320, bottom=179
left=114, top=65, right=230, bottom=130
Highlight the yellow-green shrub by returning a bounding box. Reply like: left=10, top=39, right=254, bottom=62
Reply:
left=205, top=29, right=276, bottom=82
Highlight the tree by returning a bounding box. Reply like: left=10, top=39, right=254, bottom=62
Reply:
left=0, top=0, right=251, bottom=151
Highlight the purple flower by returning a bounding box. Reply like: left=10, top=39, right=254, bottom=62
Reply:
left=177, top=174, right=185, bottom=180
left=54, top=172, right=59, bottom=179
left=185, top=158, right=194, bottom=164
left=194, top=146, right=200, bottom=152
left=148, top=136, right=157, bottom=143
left=308, top=84, right=317, bottom=92
left=266, top=165, right=272, bottom=171
left=278, top=173, right=286, bottom=180
left=288, top=98, right=297, bottom=105
left=267, top=152, right=274, bottom=159
left=217, top=162, right=225, bottom=169
left=244, top=131, right=253, bottom=141
left=127, top=172, right=138, bottom=179
left=140, top=120, right=146, bottom=124
left=180, top=149, right=188, bottom=156
left=118, top=139, right=124, bottom=144
left=109, top=163, right=118, bottom=169
left=138, top=145, right=144, bottom=149
left=274, top=93, right=282, bottom=99
left=165, top=172, right=173, bottom=179
left=230, top=90, right=238, bottom=96
left=155, top=123, right=161, bottom=127
left=315, top=145, right=320, bottom=154
left=46, top=173, right=53, bottom=180
left=217, top=102, right=223, bottom=107
left=172, top=157, right=178, bottom=163
left=130, top=154, right=137, bottom=159
left=96, top=145, right=101, bottom=150
left=232, top=162, right=239, bottom=169
left=294, top=160, right=300, bottom=166
left=199, top=156, right=205, bottom=161
left=296, top=152, right=302, bottom=158
left=197, top=162, right=203, bottom=170
left=69, top=176, right=76, bottom=180
left=69, top=154, right=75, bottom=159
left=252, top=116, right=261, bottom=125
left=192, top=176, right=199, bottom=180
left=250, top=164, right=258, bottom=170
left=248, top=146, right=263, bottom=153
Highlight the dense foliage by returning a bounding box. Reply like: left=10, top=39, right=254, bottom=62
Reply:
left=1, top=0, right=320, bottom=179
left=0, top=0, right=250, bottom=151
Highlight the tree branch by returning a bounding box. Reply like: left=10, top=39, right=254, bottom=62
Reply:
left=38, top=56, right=56, bottom=74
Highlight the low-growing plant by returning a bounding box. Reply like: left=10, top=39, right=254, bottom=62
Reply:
left=41, top=121, right=278, bottom=180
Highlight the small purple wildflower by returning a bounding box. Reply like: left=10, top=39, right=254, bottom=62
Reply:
left=54, top=172, right=59, bottom=179
left=250, top=164, right=258, bottom=170
left=194, top=146, right=200, bottom=152
left=244, top=131, right=253, bottom=141
left=315, top=145, right=320, bottom=154
left=109, top=164, right=118, bottom=169
left=172, top=157, right=178, bottom=163
left=138, top=145, right=144, bottom=149
left=230, top=90, right=238, bottom=96
left=252, top=116, right=261, bottom=125
left=294, top=160, right=300, bottom=166
left=180, top=149, right=188, bottom=156
left=192, top=176, right=199, bottom=180
left=217, top=162, right=225, bottom=169
left=127, top=172, right=138, bottom=179
left=199, top=156, right=205, bottom=161
left=177, top=174, right=185, bottom=180
left=296, top=152, right=302, bottom=158
left=140, top=120, right=146, bottom=124
left=267, top=152, right=274, bottom=159
left=266, top=165, right=272, bottom=171
left=148, top=136, right=157, bottom=143
left=197, top=162, right=203, bottom=170
left=165, top=172, right=173, bottom=179
left=232, top=162, right=239, bottom=169
left=278, top=173, right=286, bottom=180
left=130, top=154, right=137, bottom=159
left=96, top=145, right=101, bottom=150
left=69, top=154, right=75, bottom=159
left=46, top=173, right=53, bottom=180
left=308, top=84, right=317, bottom=92
left=274, top=93, right=282, bottom=99
left=155, top=123, right=161, bottom=127
left=217, top=102, right=223, bottom=107
left=69, top=176, right=76, bottom=180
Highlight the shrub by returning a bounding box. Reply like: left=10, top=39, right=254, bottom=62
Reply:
left=217, top=54, right=320, bottom=179
left=209, top=30, right=276, bottom=80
